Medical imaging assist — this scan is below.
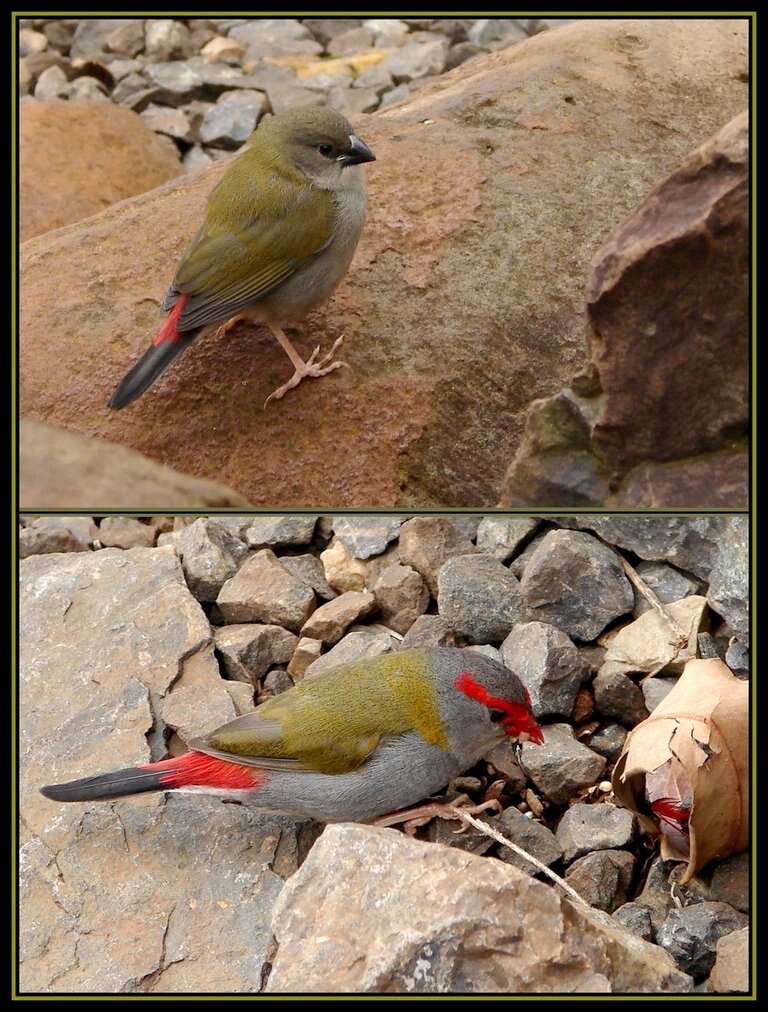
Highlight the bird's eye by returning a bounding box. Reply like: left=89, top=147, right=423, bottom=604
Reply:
left=489, top=708, right=507, bottom=723
left=317, top=143, right=335, bottom=158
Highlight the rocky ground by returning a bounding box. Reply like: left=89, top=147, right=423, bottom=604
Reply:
left=19, top=513, right=749, bottom=993
left=19, top=17, right=572, bottom=172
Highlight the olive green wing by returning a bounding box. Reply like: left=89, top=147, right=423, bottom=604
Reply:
left=168, top=157, right=337, bottom=332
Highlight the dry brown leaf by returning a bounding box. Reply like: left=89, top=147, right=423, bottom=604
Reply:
left=612, top=658, right=748, bottom=883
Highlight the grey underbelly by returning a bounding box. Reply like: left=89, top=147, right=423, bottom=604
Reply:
left=247, top=733, right=467, bottom=823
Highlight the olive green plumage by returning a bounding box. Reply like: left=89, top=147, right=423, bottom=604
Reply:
left=205, top=650, right=448, bottom=775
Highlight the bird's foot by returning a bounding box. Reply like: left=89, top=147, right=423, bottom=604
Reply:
left=263, top=335, right=347, bottom=407
left=214, top=314, right=246, bottom=340
left=374, top=794, right=502, bottom=837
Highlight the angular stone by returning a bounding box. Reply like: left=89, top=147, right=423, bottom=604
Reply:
left=468, top=18, right=527, bottom=46
left=300, top=591, right=376, bottom=644
left=438, top=555, right=526, bottom=644
left=565, top=850, right=635, bottom=912
left=501, top=621, right=586, bottom=718
left=520, top=726, right=606, bottom=806
left=144, top=18, right=193, bottom=60
left=280, top=553, right=337, bottom=601
left=709, top=853, right=749, bottom=914
left=597, top=595, right=708, bottom=679
left=200, top=35, right=246, bottom=64
left=244, top=515, right=317, bottom=548
left=68, top=76, right=110, bottom=102
left=332, top=515, right=402, bottom=560
left=217, top=550, right=316, bottom=632
left=20, top=28, right=49, bottom=56
left=145, top=61, right=204, bottom=105
left=707, top=516, right=748, bottom=634
left=398, top=517, right=477, bottom=597
left=371, top=563, right=429, bottom=636
left=104, top=19, right=145, bottom=57
left=588, top=723, right=628, bottom=761
left=633, top=561, right=701, bottom=616
left=34, top=65, right=70, bottom=99
left=199, top=89, right=267, bottom=148
left=521, top=530, right=633, bottom=640
left=174, top=517, right=249, bottom=602
left=140, top=103, right=192, bottom=142
left=400, top=614, right=458, bottom=650
left=709, top=927, right=749, bottom=994
left=214, top=624, right=298, bottom=685
left=641, top=676, right=678, bottom=713
left=613, top=903, right=653, bottom=941
left=261, top=667, right=294, bottom=698
left=304, top=627, right=397, bottom=678
left=97, top=516, right=156, bottom=549
left=287, top=637, right=323, bottom=680
left=328, top=26, right=374, bottom=55
left=352, top=62, right=394, bottom=95
left=609, top=451, right=748, bottom=509
left=495, top=806, right=563, bottom=874
left=266, top=823, right=692, bottom=993
left=383, top=39, right=447, bottom=82
left=160, top=643, right=236, bottom=745
left=556, top=803, right=635, bottom=864
left=593, top=669, right=649, bottom=727
left=320, top=537, right=369, bottom=593
left=476, top=517, right=539, bottom=562
left=658, top=902, right=748, bottom=980
left=224, top=679, right=256, bottom=714
left=19, top=515, right=96, bottom=558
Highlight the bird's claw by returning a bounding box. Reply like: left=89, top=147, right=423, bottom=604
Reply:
left=374, top=794, right=502, bottom=837
left=263, top=335, right=347, bottom=408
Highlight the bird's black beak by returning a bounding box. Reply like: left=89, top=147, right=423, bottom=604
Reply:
left=342, top=133, right=376, bottom=166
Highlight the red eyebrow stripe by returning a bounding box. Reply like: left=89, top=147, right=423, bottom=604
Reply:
left=455, top=671, right=514, bottom=716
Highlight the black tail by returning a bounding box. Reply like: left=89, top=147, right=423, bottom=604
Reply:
left=40, top=765, right=166, bottom=802
left=108, top=334, right=198, bottom=410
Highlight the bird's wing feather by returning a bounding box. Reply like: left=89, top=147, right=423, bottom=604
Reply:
left=170, top=163, right=337, bottom=332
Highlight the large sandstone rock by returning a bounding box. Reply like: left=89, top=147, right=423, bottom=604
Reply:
left=502, top=109, right=748, bottom=508
left=20, top=99, right=182, bottom=241
left=266, top=823, right=691, bottom=992
left=19, top=546, right=299, bottom=992
left=20, top=419, right=250, bottom=508
left=21, top=20, right=747, bottom=507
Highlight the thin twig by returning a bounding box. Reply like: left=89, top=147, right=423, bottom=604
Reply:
left=619, top=557, right=689, bottom=646
left=446, top=806, right=590, bottom=909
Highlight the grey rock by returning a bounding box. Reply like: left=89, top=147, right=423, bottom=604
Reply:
left=70, top=18, right=136, bottom=58
left=438, top=555, right=526, bottom=644
left=522, top=530, right=633, bottom=641
left=634, top=561, right=701, bottom=616
left=145, top=61, right=204, bottom=105
left=264, top=82, right=328, bottom=115
left=304, top=626, right=397, bottom=678
left=556, top=803, right=635, bottom=864
left=328, top=26, right=374, bottom=55
left=34, top=64, right=69, bottom=99
left=175, top=517, right=249, bottom=602
left=105, top=57, right=143, bottom=81
left=400, top=614, right=458, bottom=650
left=262, top=666, right=294, bottom=697
left=501, top=621, right=587, bottom=719
left=98, top=516, right=156, bottom=549
left=20, top=28, right=49, bottom=56
left=465, top=644, right=502, bottom=664
left=182, top=144, right=214, bottom=171
left=476, top=517, right=539, bottom=562
left=266, top=823, right=693, bottom=993
left=613, top=903, right=654, bottom=941
left=593, top=669, right=649, bottom=727
left=658, top=902, right=748, bottom=979
left=709, top=926, right=749, bottom=994
left=509, top=531, right=550, bottom=578
left=68, top=76, right=110, bottom=102
left=112, top=74, right=159, bottom=110
left=426, top=815, right=496, bottom=856
left=398, top=516, right=477, bottom=596
left=636, top=858, right=705, bottom=936
left=280, top=553, right=337, bottom=601
left=300, top=591, right=376, bottom=644
left=520, top=726, right=606, bottom=806
left=141, top=103, right=193, bottom=142
left=353, top=63, right=394, bottom=95
left=588, top=723, right=628, bottom=761
left=707, top=516, right=748, bottom=634
left=200, top=35, right=247, bottom=65
left=42, top=21, right=76, bottom=52
left=709, top=853, right=749, bottom=914
left=104, top=19, right=145, bottom=57
left=495, top=806, right=563, bottom=873
left=287, top=637, right=323, bottom=680
left=371, top=563, right=429, bottom=636
left=379, top=83, right=411, bottom=109
left=725, top=635, right=749, bottom=678
left=383, top=40, right=448, bottom=83
left=245, top=515, right=317, bottom=549
left=445, top=42, right=484, bottom=70
left=483, top=741, right=526, bottom=788
left=214, top=624, right=298, bottom=685
left=144, top=18, right=193, bottom=60
left=564, top=517, right=727, bottom=582
left=329, top=86, right=380, bottom=115
left=565, top=850, right=635, bottom=912
left=19, top=515, right=96, bottom=558
left=468, top=18, right=528, bottom=46
left=641, top=676, right=678, bottom=713
left=332, top=515, right=402, bottom=560
left=217, top=549, right=316, bottom=632
left=302, top=18, right=364, bottom=46
left=199, top=89, right=267, bottom=147
left=230, top=19, right=322, bottom=61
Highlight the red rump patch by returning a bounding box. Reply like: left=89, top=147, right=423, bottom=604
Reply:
left=455, top=671, right=544, bottom=744
left=153, top=293, right=189, bottom=346
left=140, top=751, right=265, bottom=791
